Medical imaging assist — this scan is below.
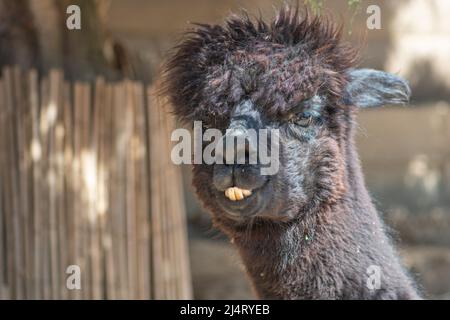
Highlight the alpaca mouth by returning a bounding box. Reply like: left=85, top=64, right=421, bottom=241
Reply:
left=215, top=180, right=272, bottom=218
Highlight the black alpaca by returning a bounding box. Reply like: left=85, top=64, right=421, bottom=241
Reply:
left=163, top=7, right=421, bottom=299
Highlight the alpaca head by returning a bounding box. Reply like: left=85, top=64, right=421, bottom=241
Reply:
left=163, top=7, right=410, bottom=228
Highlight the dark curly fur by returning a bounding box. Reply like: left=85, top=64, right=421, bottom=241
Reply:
left=162, top=6, right=421, bottom=299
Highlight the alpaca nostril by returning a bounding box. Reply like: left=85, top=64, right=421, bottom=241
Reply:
left=212, top=164, right=233, bottom=191
left=235, top=136, right=258, bottom=165
left=233, top=165, right=268, bottom=190
left=219, top=126, right=259, bottom=165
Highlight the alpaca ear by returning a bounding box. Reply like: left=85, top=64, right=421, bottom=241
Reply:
left=342, top=68, right=411, bottom=108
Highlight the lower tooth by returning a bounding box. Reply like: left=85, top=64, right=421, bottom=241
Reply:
left=235, top=189, right=243, bottom=200
left=229, top=189, right=236, bottom=201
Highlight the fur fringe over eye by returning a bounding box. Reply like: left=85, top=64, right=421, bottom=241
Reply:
left=161, top=5, right=359, bottom=125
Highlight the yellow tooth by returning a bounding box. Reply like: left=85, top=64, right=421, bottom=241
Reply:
left=225, top=187, right=236, bottom=201
left=229, top=188, right=237, bottom=201
left=225, top=187, right=252, bottom=201
left=225, top=188, right=231, bottom=199
left=235, top=188, right=244, bottom=200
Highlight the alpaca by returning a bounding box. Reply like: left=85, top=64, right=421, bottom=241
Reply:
left=163, top=7, right=421, bottom=299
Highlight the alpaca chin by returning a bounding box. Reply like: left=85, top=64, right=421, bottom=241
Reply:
left=213, top=177, right=286, bottom=221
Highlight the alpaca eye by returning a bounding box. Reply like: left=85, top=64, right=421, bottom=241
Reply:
left=293, top=113, right=313, bottom=127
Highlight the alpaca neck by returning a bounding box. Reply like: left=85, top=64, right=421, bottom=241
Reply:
left=225, top=118, right=419, bottom=299
left=230, top=141, right=380, bottom=299
left=232, top=204, right=341, bottom=299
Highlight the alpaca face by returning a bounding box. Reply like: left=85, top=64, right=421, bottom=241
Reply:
left=191, top=92, right=346, bottom=222
left=163, top=8, right=411, bottom=227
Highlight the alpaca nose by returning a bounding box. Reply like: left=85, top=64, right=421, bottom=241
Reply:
left=213, top=128, right=267, bottom=192
left=220, top=127, right=258, bottom=165
left=212, top=99, right=268, bottom=193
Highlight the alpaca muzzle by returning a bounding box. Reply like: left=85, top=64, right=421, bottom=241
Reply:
left=213, top=125, right=269, bottom=194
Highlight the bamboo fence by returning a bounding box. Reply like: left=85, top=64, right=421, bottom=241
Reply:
left=0, top=67, right=192, bottom=299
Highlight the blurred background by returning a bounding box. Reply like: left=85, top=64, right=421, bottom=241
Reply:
left=108, top=0, right=450, bottom=299
left=107, top=0, right=450, bottom=299
left=0, top=0, right=449, bottom=300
